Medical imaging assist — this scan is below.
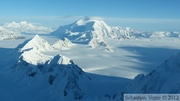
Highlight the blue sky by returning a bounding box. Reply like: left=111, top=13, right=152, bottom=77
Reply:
left=0, top=0, right=180, bottom=31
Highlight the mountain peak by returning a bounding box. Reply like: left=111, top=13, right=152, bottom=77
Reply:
left=51, top=16, right=135, bottom=51
left=75, top=16, right=106, bottom=27
left=30, top=34, right=43, bottom=42
left=33, top=34, right=41, bottom=40
left=53, top=38, right=73, bottom=50
left=81, top=16, right=104, bottom=21
left=19, top=35, right=54, bottom=52
left=20, top=21, right=28, bottom=24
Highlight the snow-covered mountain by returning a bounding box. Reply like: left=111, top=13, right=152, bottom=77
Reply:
left=11, top=53, right=89, bottom=100
left=10, top=36, right=91, bottom=100
left=18, top=34, right=55, bottom=52
left=109, top=51, right=180, bottom=101
left=111, top=51, right=180, bottom=101
left=53, top=38, right=74, bottom=50
left=88, top=35, right=115, bottom=52
left=52, top=17, right=132, bottom=39
left=0, top=26, right=25, bottom=40
left=51, top=17, right=134, bottom=40
left=51, top=16, right=132, bottom=51
left=110, top=27, right=134, bottom=39
left=51, top=16, right=180, bottom=40
left=2, top=21, right=53, bottom=34
left=131, top=31, right=180, bottom=38
left=2, top=17, right=180, bottom=101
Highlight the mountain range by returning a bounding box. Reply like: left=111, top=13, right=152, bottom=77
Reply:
left=1, top=17, right=180, bottom=42
left=1, top=16, right=180, bottom=101
left=2, top=34, right=180, bottom=101
left=8, top=35, right=91, bottom=100
left=0, top=26, right=25, bottom=40
left=2, top=21, right=53, bottom=34
left=0, top=21, right=53, bottom=40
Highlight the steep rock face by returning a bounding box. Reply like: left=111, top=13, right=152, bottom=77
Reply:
left=0, top=26, right=25, bottom=40
left=53, top=38, right=74, bottom=50
left=19, top=34, right=54, bottom=52
left=2, top=21, right=53, bottom=34
left=123, top=52, right=180, bottom=94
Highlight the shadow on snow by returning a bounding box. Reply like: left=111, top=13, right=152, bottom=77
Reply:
left=119, top=46, right=180, bottom=74
left=0, top=46, right=131, bottom=100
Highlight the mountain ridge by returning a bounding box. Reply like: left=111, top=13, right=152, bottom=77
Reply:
left=0, top=26, right=25, bottom=40
left=10, top=35, right=91, bottom=100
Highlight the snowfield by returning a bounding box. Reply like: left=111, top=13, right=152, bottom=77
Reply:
left=0, top=17, right=180, bottom=101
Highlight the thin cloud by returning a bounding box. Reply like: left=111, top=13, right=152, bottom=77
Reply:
left=63, top=15, right=75, bottom=18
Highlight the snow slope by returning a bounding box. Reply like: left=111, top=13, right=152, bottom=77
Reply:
left=2, top=21, right=53, bottom=34
left=0, top=26, right=25, bottom=40
left=124, top=52, right=180, bottom=93
left=112, top=51, right=180, bottom=100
